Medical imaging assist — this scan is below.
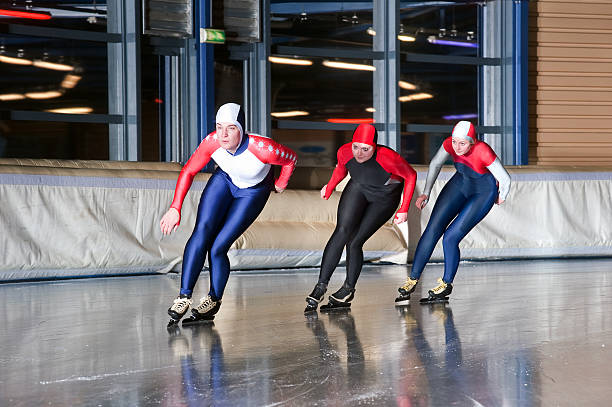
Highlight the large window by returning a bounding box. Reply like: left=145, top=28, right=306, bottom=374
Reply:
left=0, top=1, right=116, bottom=160
left=266, top=0, right=517, bottom=165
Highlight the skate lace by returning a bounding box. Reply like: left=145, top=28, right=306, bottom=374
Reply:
left=172, top=297, right=192, bottom=312
left=401, top=278, right=417, bottom=290
left=432, top=278, right=447, bottom=293
left=195, top=296, right=215, bottom=313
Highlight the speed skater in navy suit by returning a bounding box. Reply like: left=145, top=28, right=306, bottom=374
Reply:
left=395, top=121, right=511, bottom=305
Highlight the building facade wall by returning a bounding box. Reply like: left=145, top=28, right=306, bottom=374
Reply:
left=528, top=0, right=612, bottom=165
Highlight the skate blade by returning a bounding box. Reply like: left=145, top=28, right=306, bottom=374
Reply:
left=419, top=297, right=449, bottom=304
left=304, top=305, right=318, bottom=314
left=320, top=302, right=351, bottom=313
left=394, top=296, right=410, bottom=306
left=181, top=316, right=215, bottom=326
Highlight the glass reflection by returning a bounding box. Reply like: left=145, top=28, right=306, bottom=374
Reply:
left=271, top=56, right=373, bottom=123
left=0, top=120, right=108, bottom=159
left=0, top=1, right=108, bottom=32
left=399, top=3, right=478, bottom=56
left=271, top=1, right=374, bottom=49
left=400, top=62, right=477, bottom=126
left=0, top=34, right=108, bottom=113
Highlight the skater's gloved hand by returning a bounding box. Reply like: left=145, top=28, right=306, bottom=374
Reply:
left=320, top=184, right=328, bottom=199
left=394, top=212, right=407, bottom=224
left=415, top=194, right=429, bottom=210
left=160, top=208, right=180, bottom=235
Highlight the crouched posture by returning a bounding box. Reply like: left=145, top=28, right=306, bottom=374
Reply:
left=396, top=121, right=511, bottom=304
left=161, top=103, right=296, bottom=326
left=305, top=123, right=416, bottom=313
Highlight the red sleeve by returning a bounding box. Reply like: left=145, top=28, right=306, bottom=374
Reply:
left=376, top=147, right=417, bottom=213
left=170, top=132, right=220, bottom=221
left=248, top=135, right=297, bottom=190
left=324, top=143, right=352, bottom=199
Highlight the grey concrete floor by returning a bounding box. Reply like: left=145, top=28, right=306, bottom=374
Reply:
left=1, top=259, right=611, bottom=406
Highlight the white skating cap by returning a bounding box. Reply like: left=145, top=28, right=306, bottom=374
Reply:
left=216, top=103, right=245, bottom=137
left=451, top=120, right=477, bottom=143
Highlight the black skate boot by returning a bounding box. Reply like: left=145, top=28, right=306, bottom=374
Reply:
left=395, top=277, right=418, bottom=306
left=304, top=282, right=328, bottom=314
left=167, top=295, right=193, bottom=327
left=182, top=295, right=221, bottom=326
left=320, top=283, right=355, bottom=312
left=419, top=278, right=453, bottom=304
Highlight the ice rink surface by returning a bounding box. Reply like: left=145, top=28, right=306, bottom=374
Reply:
left=1, top=258, right=611, bottom=406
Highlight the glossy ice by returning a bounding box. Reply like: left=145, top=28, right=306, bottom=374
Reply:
left=1, top=259, right=611, bottom=406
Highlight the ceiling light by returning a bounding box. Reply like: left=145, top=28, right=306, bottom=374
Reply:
left=398, top=93, right=433, bottom=102
left=442, top=113, right=478, bottom=120
left=427, top=36, right=478, bottom=48
left=0, top=55, right=33, bottom=65
left=61, top=74, right=81, bottom=89
left=0, top=93, right=26, bottom=101
left=25, top=91, right=62, bottom=99
left=0, top=9, right=52, bottom=20
left=366, top=27, right=376, bottom=36
left=46, top=107, right=93, bottom=114
left=398, top=34, right=416, bottom=42
left=33, top=60, right=74, bottom=71
left=271, top=111, right=309, bottom=118
left=365, top=107, right=375, bottom=113
left=322, top=60, right=375, bottom=71
left=398, top=81, right=417, bottom=90
left=327, top=118, right=375, bottom=124
left=269, top=56, right=312, bottom=66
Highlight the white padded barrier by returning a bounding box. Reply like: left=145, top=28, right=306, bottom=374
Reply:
left=1, top=161, right=611, bottom=281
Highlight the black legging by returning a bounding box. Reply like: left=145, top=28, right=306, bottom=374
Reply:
left=318, top=179, right=402, bottom=288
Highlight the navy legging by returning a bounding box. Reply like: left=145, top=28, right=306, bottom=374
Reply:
left=180, top=168, right=272, bottom=299
left=410, top=172, right=497, bottom=283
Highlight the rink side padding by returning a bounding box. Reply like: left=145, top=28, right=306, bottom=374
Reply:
left=1, top=160, right=611, bottom=281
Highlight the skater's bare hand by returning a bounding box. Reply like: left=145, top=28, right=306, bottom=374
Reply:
left=495, top=196, right=505, bottom=205
left=394, top=212, right=408, bottom=224
left=160, top=208, right=180, bottom=235
left=415, top=194, right=429, bottom=210
left=320, top=184, right=328, bottom=199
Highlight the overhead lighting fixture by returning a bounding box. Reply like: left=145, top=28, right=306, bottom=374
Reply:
left=322, top=60, right=375, bottom=71
left=46, top=107, right=93, bottom=114
left=25, top=91, right=62, bottom=99
left=0, top=93, right=26, bottom=101
left=33, top=60, right=74, bottom=71
left=398, top=34, right=416, bottom=42
left=365, top=107, right=375, bottom=113
left=427, top=36, right=478, bottom=48
left=61, top=74, right=81, bottom=89
left=443, top=113, right=478, bottom=120
left=268, top=56, right=313, bottom=66
left=398, top=81, right=417, bottom=90
left=0, top=55, right=33, bottom=66
left=0, top=9, right=52, bottom=20
left=271, top=110, right=309, bottom=118
left=398, top=93, right=433, bottom=102
left=327, top=118, right=375, bottom=124
left=366, top=27, right=376, bottom=36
